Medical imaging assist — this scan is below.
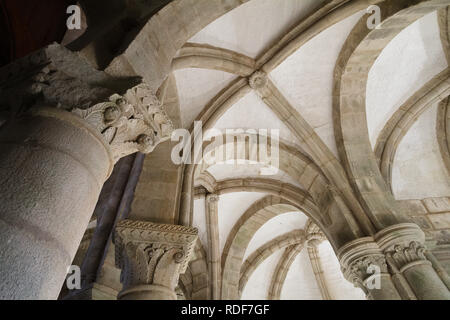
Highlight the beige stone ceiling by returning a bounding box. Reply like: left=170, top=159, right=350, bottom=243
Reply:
left=161, top=0, right=450, bottom=300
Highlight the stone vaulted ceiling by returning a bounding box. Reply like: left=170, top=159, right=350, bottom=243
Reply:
left=3, top=0, right=450, bottom=301
left=61, top=0, right=450, bottom=301
left=164, top=0, right=450, bottom=300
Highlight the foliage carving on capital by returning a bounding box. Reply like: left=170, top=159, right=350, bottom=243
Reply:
left=72, top=84, right=174, bottom=161
left=0, top=44, right=175, bottom=162
left=385, top=241, right=427, bottom=271
left=343, top=254, right=388, bottom=294
left=114, top=220, right=198, bottom=291
left=338, top=238, right=389, bottom=296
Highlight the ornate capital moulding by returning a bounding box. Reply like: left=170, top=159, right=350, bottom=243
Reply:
left=71, top=84, right=174, bottom=162
left=375, top=223, right=429, bottom=273
left=338, top=223, right=432, bottom=298
left=337, top=237, right=388, bottom=296
left=114, top=220, right=198, bottom=300
left=0, top=44, right=174, bottom=164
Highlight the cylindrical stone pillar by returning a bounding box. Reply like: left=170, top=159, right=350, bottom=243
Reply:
left=401, top=259, right=450, bottom=300
left=0, top=53, right=173, bottom=300
left=0, top=108, right=113, bottom=299
left=377, top=223, right=450, bottom=300
left=205, top=194, right=221, bottom=300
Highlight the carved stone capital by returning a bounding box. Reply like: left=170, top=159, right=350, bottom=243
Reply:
left=346, top=255, right=389, bottom=292
left=338, top=237, right=388, bottom=294
left=0, top=44, right=173, bottom=162
left=72, top=84, right=173, bottom=161
left=248, top=71, right=268, bottom=90
left=375, top=223, right=425, bottom=250
left=114, top=220, right=198, bottom=296
left=385, top=241, right=428, bottom=272
left=376, top=223, right=429, bottom=272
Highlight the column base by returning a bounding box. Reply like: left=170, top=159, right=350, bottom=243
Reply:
left=118, top=285, right=177, bottom=300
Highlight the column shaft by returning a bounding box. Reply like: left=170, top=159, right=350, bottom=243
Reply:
left=0, top=110, right=112, bottom=299
left=205, top=194, right=220, bottom=300
left=424, top=251, right=450, bottom=290
left=401, top=261, right=450, bottom=300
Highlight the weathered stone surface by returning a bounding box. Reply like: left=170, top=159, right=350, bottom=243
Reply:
left=423, top=197, right=450, bottom=213
left=114, top=220, right=198, bottom=300
left=428, top=213, right=450, bottom=230
left=2, top=0, right=450, bottom=302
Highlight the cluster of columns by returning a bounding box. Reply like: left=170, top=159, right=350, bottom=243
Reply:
left=338, top=223, right=450, bottom=300
left=0, top=44, right=196, bottom=300
left=0, top=44, right=449, bottom=300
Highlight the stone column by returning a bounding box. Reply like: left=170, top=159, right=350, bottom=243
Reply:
left=376, top=223, right=450, bottom=300
left=0, top=45, right=173, bottom=299
left=306, top=232, right=331, bottom=300
left=205, top=194, right=221, bottom=300
left=114, top=220, right=198, bottom=300
left=339, top=223, right=450, bottom=300
left=338, top=238, right=402, bottom=300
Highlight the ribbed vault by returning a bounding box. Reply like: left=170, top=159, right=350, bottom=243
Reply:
left=86, top=0, right=450, bottom=300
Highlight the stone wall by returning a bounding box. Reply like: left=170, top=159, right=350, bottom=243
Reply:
left=401, top=197, right=450, bottom=273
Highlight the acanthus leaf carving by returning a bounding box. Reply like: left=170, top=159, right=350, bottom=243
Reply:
left=385, top=241, right=427, bottom=271
left=343, top=254, right=388, bottom=295
left=72, top=83, right=174, bottom=162
left=0, top=44, right=161, bottom=163
left=115, top=220, right=198, bottom=292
